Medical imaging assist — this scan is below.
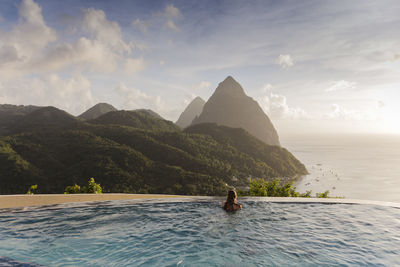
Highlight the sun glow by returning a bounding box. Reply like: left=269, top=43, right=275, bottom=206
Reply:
left=377, top=105, right=400, bottom=134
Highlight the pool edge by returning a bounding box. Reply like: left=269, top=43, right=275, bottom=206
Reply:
left=1, top=194, right=399, bottom=210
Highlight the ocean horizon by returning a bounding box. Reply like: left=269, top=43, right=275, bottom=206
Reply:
left=282, top=133, right=400, bottom=202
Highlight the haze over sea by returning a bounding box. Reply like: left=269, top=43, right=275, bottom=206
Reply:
left=282, top=134, right=400, bottom=203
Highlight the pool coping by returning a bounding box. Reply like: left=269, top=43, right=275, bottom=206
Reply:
left=1, top=194, right=399, bottom=210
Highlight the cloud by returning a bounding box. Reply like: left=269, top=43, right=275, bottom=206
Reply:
left=160, top=4, right=181, bottom=31
left=324, top=104, right=378, bottom=121
left=124, top=57, right=145, bottom=74
left=115, top=83, right=166, bottom=113
left=165, top=4, right=181, bottom=18
left=257, top=92, right=308, bottom=120
left=277, top=54, right=294, bottom=69
left=325, top=80, right=357, bottom=92
left=0, top=44, right=20, bottom=65
left=261, top=83, right=273, bottom=93
left=131, top=4, right=181, bottom=33
left=0, top=74, right=95, bottom=115
left=81, top=8, right=132, bottom=53
left=0, top=0, right=57, bottom=78
left=192, top=81, right=211, bottom=91
left=165, top=20, right=180, bottom=31
left=37, top=7, right=137, bottom=73
left=0, top=0, right=143, bottom=78
left=182, top=93, right=198, bottom=107
left=132, top=18, right=148, bottom=33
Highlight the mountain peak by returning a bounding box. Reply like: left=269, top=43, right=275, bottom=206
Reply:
left=176, top=97, right=206, bottom=128
left=192, top=77, right=280, bottom=146
left=78, top=102, right=117, bottom=121
left=215, top=75, right=245, bottom=96
left=223, top=75, right=235, bottom=82
left=192, top=96, right=205, bottom=103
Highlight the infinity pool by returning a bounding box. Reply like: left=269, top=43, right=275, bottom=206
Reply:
left=1, top=199, right=399, bottom=266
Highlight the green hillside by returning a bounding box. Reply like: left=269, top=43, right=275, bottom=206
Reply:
left=0, top=110, right=307, bottom=195
left=89, top=110, right=180, bottom=132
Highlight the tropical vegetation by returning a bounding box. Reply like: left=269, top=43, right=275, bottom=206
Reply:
left=0, top=108, right=308, bottom=196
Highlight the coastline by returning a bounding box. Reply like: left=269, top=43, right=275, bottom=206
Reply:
left=1, top=194, right=400, bottom=210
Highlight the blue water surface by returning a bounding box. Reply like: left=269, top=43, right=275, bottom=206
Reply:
left=0, top=199, right=399, bottom=266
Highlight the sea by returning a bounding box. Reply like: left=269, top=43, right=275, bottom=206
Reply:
left=281, top=134, right=400, bottom=203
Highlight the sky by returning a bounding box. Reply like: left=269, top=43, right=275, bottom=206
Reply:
left=0, top=0, right=400, bottom=135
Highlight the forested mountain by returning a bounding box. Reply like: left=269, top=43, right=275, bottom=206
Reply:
left=134, top=109, right=164, bottom=120
left=0, top=76, right=306, bottom=195
left=0, top=108, right=306, bottom=195
left=192, top=76, right=280, bottom=146
left=2, top=106, right=77, bottom=135
left=78, top=103, right=117, bottom=121
left=88, top=110, right=180, bottom=132
left=0, top=104, right=41, bottom=135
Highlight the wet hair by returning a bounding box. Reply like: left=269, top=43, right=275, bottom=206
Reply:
left=225, top=190, right=237, bottom=205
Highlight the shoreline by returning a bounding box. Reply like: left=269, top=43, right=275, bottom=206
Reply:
left=1, top=194, right=400, bottom=210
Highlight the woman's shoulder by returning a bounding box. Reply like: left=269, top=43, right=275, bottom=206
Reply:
left=234, top=203, right=242, bottom=209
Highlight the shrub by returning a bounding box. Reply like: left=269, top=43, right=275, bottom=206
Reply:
left=64, top=184, right=82, bottom=194
left=64, top=178, right=102, bottom=194
left=247, top=178, right=330, bottom=198
left=26, top=184, right=38, bottom=195
left=87, top=177, right=102, bottom=194
left=316, top=190, right=329, bottom=198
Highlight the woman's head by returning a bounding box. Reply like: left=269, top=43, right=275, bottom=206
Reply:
left=226, top=189, right=237, bottom=204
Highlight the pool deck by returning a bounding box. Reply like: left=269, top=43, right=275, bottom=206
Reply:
left=0, top=194, right=191, bottom=209
left=0, top=194, right=399, bottom=210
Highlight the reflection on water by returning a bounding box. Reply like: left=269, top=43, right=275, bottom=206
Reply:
left=281, top=134, right=400, bottom=202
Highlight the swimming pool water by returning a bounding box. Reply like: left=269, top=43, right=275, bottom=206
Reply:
left=0, top=199, right=399, bottom=266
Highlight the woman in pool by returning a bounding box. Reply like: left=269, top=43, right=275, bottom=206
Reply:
left=222, top=189, right=242, bottom=211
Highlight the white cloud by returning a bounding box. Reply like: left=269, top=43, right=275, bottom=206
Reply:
left=162, top=4, right=181, bottom=31
left=261, top=83, right=273, bottom=93
left=325, top=104, right=378, bottom=121
left=325, top=80, right=357, bottom=92
left=115, top=83, right=166, bottom=113
left=257, top=92, right=308, bottom=120
left=131, top=4, right=181, bottom=33
left=182, top=93, right=198, bottom=106
left=0, top=0, right=57, bottom=78
left=192, top=81, right=211, bottom=91
left=277, top=54, right=294, bottom=69
left=0, top=1, right=143, bottom=78
left=81, top=8, right=132, bottom=53
left=124, top=57, right=145, bottom=74
left=0, top=74, right=95, bottom=115
left=37, top=7, right=137, bottom=73
left=36, top=37, right=119, bottom=73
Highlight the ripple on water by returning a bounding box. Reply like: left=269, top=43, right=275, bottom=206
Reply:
left=0, top=200, right=399, bottom=266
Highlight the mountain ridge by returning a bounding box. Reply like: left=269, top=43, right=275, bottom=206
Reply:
left=78, top=103, right=117, bottom=121
left=176, top=97, right=205, bottom=128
